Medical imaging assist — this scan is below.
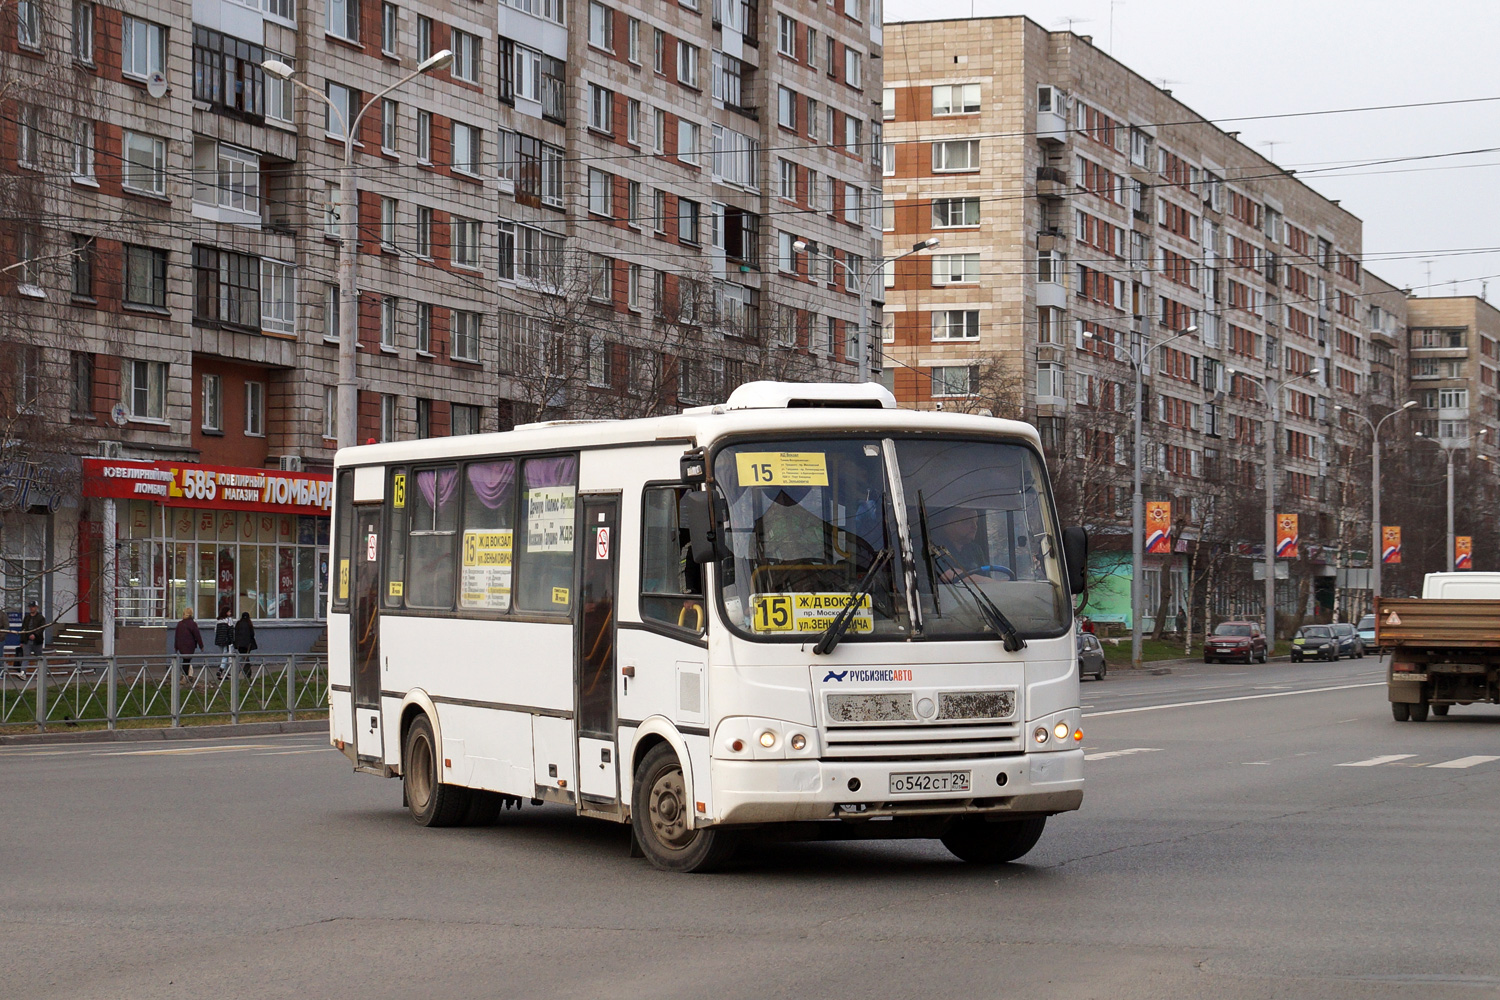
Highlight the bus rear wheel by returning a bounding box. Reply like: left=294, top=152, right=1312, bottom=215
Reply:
left=940, top=816, right=1047, bottom=864
left=631, top=743, right=737, bottom=873
left=403, top=714, right=470, bottom=827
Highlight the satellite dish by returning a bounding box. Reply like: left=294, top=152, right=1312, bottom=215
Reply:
left=111, top=403, right=129, bottom=426
left=146, top=72, right=167, bottom=99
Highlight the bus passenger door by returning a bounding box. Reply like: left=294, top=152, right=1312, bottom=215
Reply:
left=576, top=495, right=620, bottom=807
left=352, top=505, right=384, bottom=761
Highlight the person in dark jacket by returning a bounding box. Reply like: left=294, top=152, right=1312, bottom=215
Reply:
left=233, top=612, right=258, bottom=680
left=174, top=608, right=204, bottom=679
left=214, top=606, right=235, bottom=681
left=19, top=602, right=46, bottom=665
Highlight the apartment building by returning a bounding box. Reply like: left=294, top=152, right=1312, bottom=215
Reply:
left=0, top=0, right=882, bottom=643
left=880, top=17, right=1461, bottom=627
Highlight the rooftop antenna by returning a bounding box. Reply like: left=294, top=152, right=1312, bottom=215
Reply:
left=1425, top=259, right=1434, bottom=291
left=1258, top=139, right=1285, bottom=162
left=1054, top=15, right=1092, bottom=33
left=1109, top=0, right=1124, bottom=54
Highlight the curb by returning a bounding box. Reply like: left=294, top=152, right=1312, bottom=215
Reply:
left=0, top=719, right=327, bottom=747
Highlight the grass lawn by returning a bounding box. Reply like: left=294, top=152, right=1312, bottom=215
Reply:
left=1100, top=636, right=1295, bottom=664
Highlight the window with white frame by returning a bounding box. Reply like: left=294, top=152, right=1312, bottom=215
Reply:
left=125, top=245, right=168, bottom=308
left=842, top=184, right=862, bottom=224
left=777, top=86, right=797, bottom=129
left=452, top=217, right=480, bottom=268
left=416, top=302, right=432, bottom=352
left=327, top=0, right=358, bottom=41
left=676, top=41, right=700, bottom=87
left=932, top=253, right=979, bottom=286
left=125, top=360, right=167, bottom=420
left=627, top=16, right=640, bottom=62
left=72, top=120, right=96, bottom=180
left=932, top=197, right=980, bottom=228
left=201, top=373, right=222, bottom=433
left=122, top=132, right=166, bottom=195
left=932, top=139, right=979, bottom=172
left=325, top=82, right=354, bottom=138
left=844, top=49, right=861, bottom=88
left=452, top=122, right=480, bottom=174
left=844, top=115, right=860, bottom=152
left=380, top=394, right=397, bottom=442
left=415, top=206, right=432, bottom=257
left=380, top=197, right=398, bottom=249
left=123, top=16, right=166, bottom=79
left=381, top=3, right=398, bottom=55
left=416, top=109, right=431, bottom=161
left=777, top=14, right=796, bottom=57
left=381, top=99, right=398, bottom=151
left=626, top=98, right=640, bottom=143
left=710, top=125, right=757, bottom=189
left=261, top=259, right=296, bottom=334
left=73, top=1, right=94, bottom=63
left=932, top=83, right=980, bottom=115
left=588, top=254, right=612, bottom=302
left=264, top=53, right=294, bottom=124
left=778, top=159, right=796, bottom=200
left=541, top=144, right=563, bottom=206
left=514, top=44, right=541, bottom=102
left=588, top=84, right=613, bottom=132
left=882, top=87, right=895, bottom=119
left=193, top=141, right=260, bottom=214
left=451, top=310, right=479, bottom=361
left=381, top=296, right=399, bottom=347
left=588, top=168, right=613, bottom=216
left=880, top=198, right=894, bottom=232
left=588, top=2, right=613, bottom=49
left=452, top=403, right=480, bottom=436
left=930, top=365, right=977, bottom=398
left=587, top=334, right=610, bottom=386
left=777, top=231, right=797, bottom=272
left=1037, top=362, right=1064, bottom=400
left=451, top=29, right=480, bottom=81
left=807, top=98, right=819, bottom=140
left=678, top=199, right=701, bottom=244
left=653, top=107, right=666, bottom=153
left=807, top=27, right=818, bottom=69
left=322, top=387, right=338, bottom=439
left=881, top=143, right=895, bottom=176
left=324, top=284, right=340, bottom=340
left=931, top=309, right=979, bottom=340
left=628, top=263, right=642, bottom=309
left=626, top=181, right=640, bottom=226
left=677, top=120, right=700, bottom=165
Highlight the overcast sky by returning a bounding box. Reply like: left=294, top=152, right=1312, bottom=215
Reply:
left=883, top=0, right=1500, bottom=301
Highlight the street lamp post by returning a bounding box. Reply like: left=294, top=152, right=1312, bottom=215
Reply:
left=1226, top=366, right=1321, bottom=643
left=1414, top=432, right=1461, bottom=572
left=1335, top=400, right=1417, bottom=601
left=799, top=238, right=939, bottom=382
left=1085, top=323, right=1194, bottom=670
left=263, top=51, right=453, bottom=450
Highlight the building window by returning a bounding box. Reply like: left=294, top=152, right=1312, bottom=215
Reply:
left=452, top=217, right=480, bottom=268
left=930, top=365, right=977, bottom=398
left=588, top=168, right=613, bottom=216
left=932, top=309, right=980, bottom=340
left=514, top=43, right=541, bottom=101
left=192, top=140, right=260, bottom=214
left=495, top=221, right=515, bottom=279
left=589, top=83, right=613, bottom=132
left=245, top=381, right=265, bottom=437
left=71, top=352, right=94, bottom=417
left=415, top=110, right=431, bottom=162
left=626, top=98, right=640, bottom=144
left=932, top=139, right=979, bottom=172
left=452, top=403, right=479, bottom=436
left=678, top=199, right=701, bottom=244
left=415, top=398, right=433, bottom=438
left=120, top=132, right=166, bottom=196
left=588, top=255, right=612, bottom=302
left=844, top=48, right=862, bottom=88
left=628, top=263, right=642, bottom=310
left=265, top=53, right=294, bottom=124
left=325, top=83, right=357, bottom=139
left=192, top=27, right=266, bottom=120
left=70, top=235, right=95, bottom=299
left=380, top=395, right=398, bottom=442
left=193, top=245, right=261, bottom=329
left=588, top=1, right=613, bottom=50
left=882, top=87, right=894, bottom=120
left=541, top=145, right=564, bottom=207
left=416, top=302, right=432, bottom=352
left=777, top=86, right=797, bottom=129
left=381, top=296, right=399, bottom=348
left=417, top=15, right=431, bottom=59
left=777, top=14, right=797, bottom=57
left=381, top=99, right=398, bottom=151
left=327, top=0, right=358, bottom=41
left=932, top=197, right=980, bottom=228
left=932, top=83, right=980, bottom=115
left=323, top=387, right=337, bottom=440
left=676, top=41, right=700, bottom=88
left=381, top=2, right=398, bottom=55
left=379, top=197, right=398, bottom=249
left=72, top=120, right=95, bottom=180
left=256, top=259, right=295, bottom=335
left=1037, top=362, right=1064, bottom=401
left=125, top=246, right=168, bottom=309
left=452, top=122, right=480, bottom=175
left=678, top=120, right=700, bottom=165
left=72, top=2, right=94, bottom=63
left=452, top=310, right=479, bottom=361
left=931, top=253, right=979, bottom=286
left=125, top=360, right=168, bottom=421
left=324, top=284, right=341, bottom=341
left=201, top=374, right=223, bottom=432
left=123, top=16, right=166, bottom=80
left=409, top=206, right=430, bottom=258
left=451, top=29, right=480, bottom=82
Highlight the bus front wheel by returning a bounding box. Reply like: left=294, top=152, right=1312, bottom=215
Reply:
left=631, top=743, right=738, bottom=873
left=940, top=816, right=1047, bottom=864
left=403, top=714, right=471, bottom=827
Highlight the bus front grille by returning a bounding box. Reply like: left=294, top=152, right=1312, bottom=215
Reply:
left=821, top=722, right=1021, bottom=760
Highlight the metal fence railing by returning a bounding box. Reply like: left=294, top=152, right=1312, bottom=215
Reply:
left=0, top=654, right=328, bottom=732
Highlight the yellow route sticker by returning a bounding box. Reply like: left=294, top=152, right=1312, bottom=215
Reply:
left=392, top=473, right=406, bottom=509
left=735, top=452, right=829, bottom=488
left=338, top=559, right=349, bottom=600
left=552, top=586, right=571, bottom=605
left=752, top=592, right=873, bottom=633
left=388, top=581, right=404, bottom=598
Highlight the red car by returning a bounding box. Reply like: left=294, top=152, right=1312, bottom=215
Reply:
left=1204, top=621, right=1268, bottom=663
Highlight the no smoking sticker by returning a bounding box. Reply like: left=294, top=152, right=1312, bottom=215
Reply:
left=596, top=526, right=610, bottom=560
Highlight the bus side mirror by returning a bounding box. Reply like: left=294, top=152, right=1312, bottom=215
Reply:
left=1062, top=526, right=1089, bottom=595
left=682, top=491, right=719, bottom=564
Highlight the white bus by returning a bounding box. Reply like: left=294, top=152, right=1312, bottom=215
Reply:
left=329, top=382, right=1089, bottom=871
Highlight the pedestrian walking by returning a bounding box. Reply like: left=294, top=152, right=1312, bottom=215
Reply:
left=233, top=612, right=258, bottom=680
left=174, top=607, right=204, bottom=679
left=20, top=601, right=46, bottom=667
left=214, top=605, right=235, bottom=681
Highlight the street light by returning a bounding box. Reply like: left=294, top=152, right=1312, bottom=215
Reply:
left=263, top=50, right=453, bottom=450
left=1226, top=366, right=1320, bottom=643
left=1413, top=431, right=1464, bottom=572
left=797, top=237, right=939, bottom=382
left=1335, top=399, right=1417, bottom=602
left=1083, top=323, right=1195, bottom=670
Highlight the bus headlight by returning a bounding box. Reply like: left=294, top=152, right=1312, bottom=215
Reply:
left=1034, top=726, right=1049, bottom=744
left=789, top=733, right=807, bottom=751
left=758, top=730, right=777, bottom=749
left=1053, top=722, right=1070, bottom=741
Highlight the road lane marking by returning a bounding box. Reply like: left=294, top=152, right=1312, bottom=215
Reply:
left=254, top=748, right=336, bottom=755
left=1084, top=747, right=1161, bottom=761
left=1338, top=754, right=1418, bottom=767
left=1083, top=681, right=1384, bottom=718
left=1429, top=755, right=1500, bottom=769
left=97, top=743, right=286, bottom=757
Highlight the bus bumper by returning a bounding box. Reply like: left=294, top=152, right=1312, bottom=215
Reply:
left=707, top=749, right=1084, bottom=826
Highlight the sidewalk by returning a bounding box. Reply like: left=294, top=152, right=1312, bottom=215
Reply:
left=0, top=719, right=327, bottom=747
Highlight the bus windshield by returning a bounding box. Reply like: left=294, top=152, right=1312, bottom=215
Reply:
left=713, top=437, right=1069, bottom=642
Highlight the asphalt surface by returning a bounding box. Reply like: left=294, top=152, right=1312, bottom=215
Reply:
left=2, top=657, right=1497, bottom=999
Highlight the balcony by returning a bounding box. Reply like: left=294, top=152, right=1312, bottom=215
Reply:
left=1037, top=108, right=1068, bottom=144
left=1035, top=281, right=1068, bottom=309
left=1035, top=166, right=1067, bottom=199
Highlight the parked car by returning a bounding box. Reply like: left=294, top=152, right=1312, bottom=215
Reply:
left=1291, top=624, right=1339, bottom=661
left=1205, top=621, right=1268, bottom=663
left=1077, top=630, right=1106, bottom=681
left=1357, top=613, right=1377, bottom=649
left=1331, top=622, right=1366, bottom=658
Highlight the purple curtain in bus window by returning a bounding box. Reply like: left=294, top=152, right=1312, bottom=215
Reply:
left=467, top=461, right=515, bottom=509
left=416, top=467, right=459, bottom=511
left=525, top=455, right=577, bottom=488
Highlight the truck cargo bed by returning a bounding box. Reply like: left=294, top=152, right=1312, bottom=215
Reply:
left=1376, top=598, right=1500, bottom=651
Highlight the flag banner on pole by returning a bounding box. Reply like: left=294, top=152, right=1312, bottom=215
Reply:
left=1382, top=525, right=1401, bottom=564
left=1146, top=501, right=1172, bottom=554
left=1456, top=536, right=1472, bottom=570
left=1275, top=513, right=1299, bottom=559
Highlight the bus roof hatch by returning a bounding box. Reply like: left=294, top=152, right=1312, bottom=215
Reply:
left=687, top=381, right=897, bottom=413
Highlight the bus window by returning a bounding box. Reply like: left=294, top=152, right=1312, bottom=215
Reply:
left=459, top=459, right=516, bottom=612
left=332, top=469, right=353, bottom=612
left=640, top=486, right=704, bottom=634
left=383, top=466, right=407, bottom=608
left=406, top=465, right=458, bottom=609
left=516, top=455, right=577, bottom=613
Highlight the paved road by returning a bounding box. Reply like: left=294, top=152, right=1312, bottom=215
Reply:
left=2, top=660, right=1497, bottom=999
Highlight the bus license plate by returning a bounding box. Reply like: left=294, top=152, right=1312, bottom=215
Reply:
left=889, top=770, right=971, bottom=794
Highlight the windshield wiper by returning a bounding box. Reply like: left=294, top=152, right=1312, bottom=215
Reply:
left=916, top=491, right=941, bottom=618
left=813, top=548, right=893, bottom=656
left=922, top=526, right=1028, bottom=654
